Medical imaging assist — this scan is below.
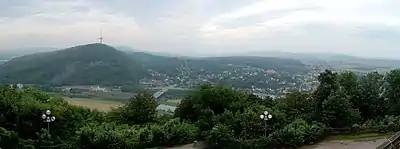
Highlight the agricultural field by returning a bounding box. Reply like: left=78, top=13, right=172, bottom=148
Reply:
left=64, top=97, right=123, bottom=112
left=63, top=96, right=180, bottom=113
left=158, top=99, right=182, bottom=106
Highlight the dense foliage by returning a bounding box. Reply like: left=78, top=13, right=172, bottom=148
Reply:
left=174, top=69, right=400, bottom=148
left=0, top=87, right=196, bottom=149
left=2, top=69, right=400, bottom=148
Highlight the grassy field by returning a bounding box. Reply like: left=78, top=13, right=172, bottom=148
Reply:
left=64, top=97, right=181, bottom=112
left=64, top=97, right=123, bottom=112
left=158, top=99, right=182, bottom=106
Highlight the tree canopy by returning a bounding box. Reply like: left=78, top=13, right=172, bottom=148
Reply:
left=2, top=69, right=400, bottom=148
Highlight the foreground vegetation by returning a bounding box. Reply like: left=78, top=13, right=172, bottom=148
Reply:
left=2, top=69, right=400, bottom=149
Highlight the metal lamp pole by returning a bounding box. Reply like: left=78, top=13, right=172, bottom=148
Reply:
left=42, top=110, right=56, bottom=133
left=259, top=111, right=272, bottom=137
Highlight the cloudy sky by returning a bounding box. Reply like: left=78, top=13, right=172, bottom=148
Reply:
left=0, top=0, right=399, bottom=58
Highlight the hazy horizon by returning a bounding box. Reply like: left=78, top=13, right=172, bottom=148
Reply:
left=2, top=44, right=400, bottom=61
left=1, top=0, right=399, bottom=59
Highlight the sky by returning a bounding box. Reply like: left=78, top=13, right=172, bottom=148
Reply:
left=0, top=0, right=400, bottom=58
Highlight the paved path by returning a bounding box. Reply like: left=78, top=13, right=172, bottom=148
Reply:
left=165, top=142, right=204, bottom=149
left=165, top=139, right=387, bottom=149
left=302, top=139, right=387, bottom=149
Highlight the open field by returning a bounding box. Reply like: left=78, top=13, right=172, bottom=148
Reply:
left=64, top=97, right=123, bottom=112
left=64, top=97, right=179, bottom=113
left=158, top=99, right=182, bottom=106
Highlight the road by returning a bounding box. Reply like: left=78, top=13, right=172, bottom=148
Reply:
left=151, top=85, right=195, bottom=99
left=150, top=87, right=194, bottom=90
left=153, top=88, right=169, bottom=99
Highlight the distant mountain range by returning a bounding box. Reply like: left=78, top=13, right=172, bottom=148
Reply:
left=231, top=51, right=400, bottom=69
left=0, top=47, right=58, bottom=60
left=1, top=45, right=399, bottom=73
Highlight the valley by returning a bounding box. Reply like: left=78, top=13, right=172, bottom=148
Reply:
left=1, top=43, right=398, bottom=106
left=2, top=43, right=400, bottom=149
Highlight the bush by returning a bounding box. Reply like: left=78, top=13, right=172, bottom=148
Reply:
left=162, top=118, right=198, bottom=146
left=205, top=123, right=237, bottom=149
left=70, top=119, right=198, bottom=149
left=73, top=122, right=139, bottom=149
left=0, top=127, right=21, bottom=149
left=267, top=120, right=325, bottom=148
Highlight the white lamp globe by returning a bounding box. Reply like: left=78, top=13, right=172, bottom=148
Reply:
left=46, top=110, right=51, bottom=115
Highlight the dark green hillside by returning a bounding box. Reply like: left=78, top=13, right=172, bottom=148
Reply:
left=126, top=51, right=187, bottom=76
left=0, top=43, right=147, bottom=86
left=127, top=52, right=306, bottom=75
left=196, top=56, right=306, bottom=72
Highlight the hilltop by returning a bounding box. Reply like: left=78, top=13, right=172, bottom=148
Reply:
left=0, top=43, right=146, bottom=86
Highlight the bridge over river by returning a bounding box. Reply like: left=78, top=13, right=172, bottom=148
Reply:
left=152, top=86, right=187, bottom=112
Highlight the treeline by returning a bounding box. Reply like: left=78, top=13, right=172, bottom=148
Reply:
left=2, top=69, right=400, bottom=149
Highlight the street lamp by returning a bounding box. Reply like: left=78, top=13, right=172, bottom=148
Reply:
left=260, top=111, right=272, bottom=137
left=42, top=110, right=55, bottom=133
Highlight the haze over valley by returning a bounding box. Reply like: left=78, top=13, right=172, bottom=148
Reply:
left=1, top=0, right=400, bottom=149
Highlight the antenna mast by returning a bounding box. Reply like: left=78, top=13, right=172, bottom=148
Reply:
left=98, top=28, right=104, bottom=44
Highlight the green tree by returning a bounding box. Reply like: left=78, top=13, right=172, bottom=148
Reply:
left=276, top=92, right=313, bottom=122
left=206, top=123, right=237, bottom=149
left=313, top=69, right=338, bottom=121
left=320, top=89, right=361, bottom=127
left=385, top=69, right=400, bottom=115
left=357, top=72, right=387, bottom=119
left=0, top=127, right=21, bottom=149
left=112, top=91, right=158, bottom=125
left=337, top=71, right=359, bottom=107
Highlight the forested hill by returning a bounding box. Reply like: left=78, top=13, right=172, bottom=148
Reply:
left=127, top=51, right=306, bottom=77
left=0, top=43, right=147, bottom=86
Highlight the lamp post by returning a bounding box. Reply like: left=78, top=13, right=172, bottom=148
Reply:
left=260, top=111, right=272, bottom=137
left=42, top=110, right=55, bottom=133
